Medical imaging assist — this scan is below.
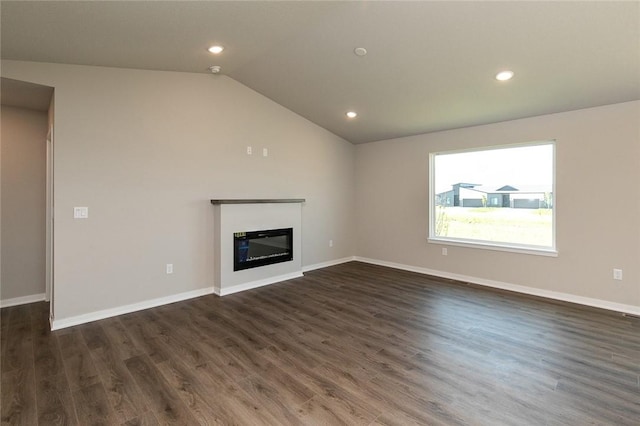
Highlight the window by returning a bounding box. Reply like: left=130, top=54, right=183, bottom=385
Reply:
left=429, top=141, right=556, bottom=255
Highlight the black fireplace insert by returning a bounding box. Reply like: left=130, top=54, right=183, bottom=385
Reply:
left=234, top=228, right=293, bottom=271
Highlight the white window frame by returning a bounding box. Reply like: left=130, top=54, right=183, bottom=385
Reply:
left=428, top=141, right=557, bottom=257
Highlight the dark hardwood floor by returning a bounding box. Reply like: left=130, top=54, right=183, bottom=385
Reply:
left=1, top=261, right=639, bottom=425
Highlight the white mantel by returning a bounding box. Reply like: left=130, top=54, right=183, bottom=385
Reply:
left=211, top=199, right=304, bottom=296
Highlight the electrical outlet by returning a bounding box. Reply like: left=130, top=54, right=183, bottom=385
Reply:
left=329, top=240, right=333, bottom=247
left=263, top=148, right=268, bottom=157
left=246, top=146, right=252, bottom=155
left=613, top=268, right=623, bottom=280
left=166, top=264, right=173, bottom=274
left=442, top=247, right=448, bottom=256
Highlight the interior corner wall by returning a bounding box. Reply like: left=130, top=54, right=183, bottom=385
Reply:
left=355, top=101, right=640, bottom=310
left=1, top=105, right=48, bottom=302
left=1, top=60, right=356, bottom=323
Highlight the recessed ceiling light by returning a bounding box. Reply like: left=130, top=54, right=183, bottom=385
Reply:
left=346, top=111, right=358, bottom=118
left=208, top=45, right=224, bottom=54
left=496, top=70, right=514, bottom=81
left=354, top=47, right=367, bottom=57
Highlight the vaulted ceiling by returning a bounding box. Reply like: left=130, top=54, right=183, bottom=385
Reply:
left=2, top=1, right=639, bottom=144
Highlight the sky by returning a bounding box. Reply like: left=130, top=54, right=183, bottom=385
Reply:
left=433, top=143, right=554, bottom=193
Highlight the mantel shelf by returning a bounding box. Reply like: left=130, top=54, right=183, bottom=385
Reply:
left=210, top=199, right=305, bottom=205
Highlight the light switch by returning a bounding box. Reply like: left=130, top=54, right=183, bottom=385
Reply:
left=73, top=207, right=88, bottom=219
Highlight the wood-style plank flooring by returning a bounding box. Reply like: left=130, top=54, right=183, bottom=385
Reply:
left=1, top=261, right=639, bottom=425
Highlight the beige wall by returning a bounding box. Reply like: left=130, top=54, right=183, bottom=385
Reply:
left=2, top=61, right=356, bottom=321
left=1, top=105, right=49, bottom=301
left=3, top=59, right=637, bottom=319
left=356, top=101, right=640, bottom=309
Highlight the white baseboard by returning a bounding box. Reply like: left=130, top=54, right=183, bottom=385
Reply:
left=39, top=255, right=640, bottom=330
left=51, top=287, right=214, bottom=330
left=354, top=256, right=640, bottom=316
left=0, top=293, right=46, bottom=308
left=302, top=256, right=355, bottom=273
left=214, top=271, right=304, bottom=296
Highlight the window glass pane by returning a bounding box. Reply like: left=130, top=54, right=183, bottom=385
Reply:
left=431, top=142, right=554, bottom=250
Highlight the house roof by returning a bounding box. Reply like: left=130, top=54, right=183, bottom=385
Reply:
left=467, top=184, right=552, bottom=194
left=2, top=1, right=638, bottom=144
left=437, top=183, right=552, bottom=196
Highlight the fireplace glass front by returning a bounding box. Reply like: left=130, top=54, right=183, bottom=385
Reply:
left=234, top=228, right=293, bottom=271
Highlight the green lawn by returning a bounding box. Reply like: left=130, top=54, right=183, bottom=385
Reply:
left=435, top=207, right=553, bottom=247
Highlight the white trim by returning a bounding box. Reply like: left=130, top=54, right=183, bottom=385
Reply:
left=354, top=257, right=640, bottom=316
left=214, top=271, right=304, bottom=296
left=0, top=293, right=47, bottom=308
left=428, top=238, right=558, bottom=257
left=45, top=130, right=53, bottom=304
left=302, top=256, right=355, bottom=273
left=51, top=287, right=214, bottom=330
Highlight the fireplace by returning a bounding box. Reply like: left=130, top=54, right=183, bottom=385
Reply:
left=211, top=199, right=304, bottom=296
left=234, top=228, right=293, bottom=271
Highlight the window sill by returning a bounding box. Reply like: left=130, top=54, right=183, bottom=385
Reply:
left=428, top=237, right=558, bottom=257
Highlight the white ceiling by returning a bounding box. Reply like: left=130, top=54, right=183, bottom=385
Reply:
left=2, top=1, right=639, bottom=144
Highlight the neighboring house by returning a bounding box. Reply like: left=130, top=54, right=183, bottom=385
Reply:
left=436, top=183, right=552, bottom=209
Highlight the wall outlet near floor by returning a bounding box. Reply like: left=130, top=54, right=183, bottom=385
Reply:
left=246, top=146, right=252, bottom=155
left=613, top=268, right=623, bottom=280
left=329, top=240, right=333, bottom=247
left=442, top=247, right=448, bottom=256
left=166, top=263, right=174, bottom=274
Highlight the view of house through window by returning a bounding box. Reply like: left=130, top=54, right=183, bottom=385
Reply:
left=429, top=142, right=555, bottom=252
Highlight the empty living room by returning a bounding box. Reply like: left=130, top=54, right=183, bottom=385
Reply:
left=1, top=1, right=638, bottom=425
